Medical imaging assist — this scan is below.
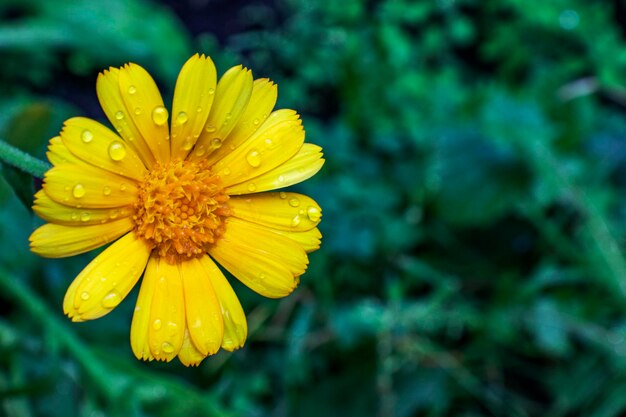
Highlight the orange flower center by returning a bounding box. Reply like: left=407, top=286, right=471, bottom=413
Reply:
left=133, top=159, right=229, bottom=264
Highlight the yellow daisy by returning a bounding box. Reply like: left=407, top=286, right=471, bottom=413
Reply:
left=29, top=54, right=324, bottom=366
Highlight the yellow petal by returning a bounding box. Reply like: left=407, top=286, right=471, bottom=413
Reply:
left=226, top=143, right=324, bottom=195
left=202, top=78, right=277, bottom=164
left=178, top=328, right=207, bottom=367
left=180, top=258, right=223, bottom=356
left=229, top=192, right=321, bottom=232
left=170, top=54, right=217, bottom=160
left=274, top=227, right=322, bottom=253
left=118, top=63, right=170, bottom=163
left=47, top=136, right=83, bottom=166
left=209, top=218, right=308, bottom=298
left=147, top=258, right=185, bottom=362
left=33, top=190, right=133, bottom=226
left=29, top=217, right=133, bottom=258
left=43, top=164, right=137, bottom=208
left=212, top=111, right=305, bottom=189
left=63, top=232, right=151, bottom=321
left=192, top=65, right=253, bottom=158
left=199, top=255, right=247, bottom=351
left=60, top=117, right=147, bottom=181
left=97, top=67, right=156, bottom=168
left=131, top=254, right=159, bottom=361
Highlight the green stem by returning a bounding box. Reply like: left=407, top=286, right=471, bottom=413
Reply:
left=0, top=139, right=50, bottom=179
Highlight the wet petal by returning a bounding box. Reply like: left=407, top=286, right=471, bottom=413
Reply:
left=228, top=192, right=321, bottom=232
left=97, top=67, right=156, bottom=168
left=43, top=164, right=137, bottom=208
left=147, top=258, right=185, bottom=362
left=131, top=254, right=159, bottom=362
left=47, top=136, right=83, bottom=166
left=192, top=65, right=253, bottom=158
left=118, top=63, right=170, bottom=163
left=63, top=232, right=151, bottom=321
left=180, top=257, right=223, bottom=356
left=177, top=328, right=206, bottom=367
left=199, top=255, right=247, bottom=351
left=29, top=217, right=133, bottom=257
left=170, top=53, right=217, bottom=159
left=203, top=78, right=277, bottom=164
left=274, top=227, right=322, bottom=253
left=226, top=143, right=324, bottom=195
left=209, top=218, right=308, bottom=298
left=213, top=110, right=304, bottom=188
left=33, top=190, right=133, bottom=226
left=60, top=117, right=146, bottom=181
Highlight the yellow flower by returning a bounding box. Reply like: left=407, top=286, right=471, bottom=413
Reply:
left=29, top=54, right=324, bottom=366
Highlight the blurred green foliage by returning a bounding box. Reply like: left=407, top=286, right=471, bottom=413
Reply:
left=4, top=0, right=626, bottom=416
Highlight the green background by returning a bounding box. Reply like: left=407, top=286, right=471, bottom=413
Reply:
left=2, top=0, right=626, bottom=416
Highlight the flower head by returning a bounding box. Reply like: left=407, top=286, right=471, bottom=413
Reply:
left=29, top=54, right=324, bottom=366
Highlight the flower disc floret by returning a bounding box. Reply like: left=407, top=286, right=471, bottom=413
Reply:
left=133, top=159, right=229, bottom=263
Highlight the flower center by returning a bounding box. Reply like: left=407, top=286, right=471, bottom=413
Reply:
left=133, top=159, right=229, bottom=264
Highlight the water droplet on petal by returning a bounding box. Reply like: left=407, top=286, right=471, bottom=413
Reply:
left=246, top=149, right=261, bottom=167
left=128, top=85, right=137, bottom=95
left=208, top=88, right=215, bottom=95
left=205, top=124, right=217, bottom=133
left=196, top=106, right=202, bottom=113
left=80, top=291, right=90, bottom=301
left=279, top=192, right=287, bottom=199
left=152, top=106, right=169, bottom=126
left=278, top=175, right=285, bottom=183
left=102, top=292, right=121, bottom=308
left=182, top=137, right=194, bottom=150
left=108, top=141, right=127, bottom=161
left=225, top=112, right=232, bottom=121
left=222, top=168, right=231, bottom=176
left=72, top=184, right=86, bottom=198
left=115, top=111, right=124, bottom=120
left=194, top=145, right=206, bottom=157
left=71, top=212, right=79, bottom=221
left=307, top=206, right=321, bottom=222
left=176, top=111, right=188, bottom=125
left=134, top=107, right=142, bottom=115
left=291, top=215, right=301, bottom=227
left=211, top=138, right=222, bottom=148
left=247, top=182, right=257, bottom=192
left=103, top=186, right=112, bottom=196
left=253, top=118, right=260, bottom=125
left=80, top=212, right=91, bottom=222
left=289, top=198, right=300, bottom=207
left=264, top=138, right=275, bottom=149
left=109, top=209, right=119, bottom=219
left=81, top=130, right=93, bottom=143
left=161, top=342, right=175, bottom=353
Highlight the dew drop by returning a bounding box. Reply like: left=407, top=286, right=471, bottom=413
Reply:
left=279, top=192, right=287, bottom=199
left=115, top=111, right=124, bottom=120
left=161, top=342, right=175, bottom=353
left=81, top=130, right=93, bottom=143
left=196, top=106, right=202, bottom=113
left=153, top=319, right=162, bottom=330
left=72, top=184, right=86, bottom=198
left=109, top=209, right=119, bottom=219
left=108, top=141, right=127, bottom=161
left=225, top=112, right=232, bottom=121
left=152, top=106, right=169, bottom=126
left=222, top=168, right=231, bottom=176
left=194, top=145, right=206, bottom=157
left=71, top=212, right=79, bottom=221
left=291, top=215, right=301, bottom=227
left=307, top=206, right=321, bottom=222
left=253, top=118, right=260, bottom=125
left=289, top=198, right=300, bottom=207
left=246, top=149, right=261, bottom=167
left=128, top=85, right=137, bottom=95
left=134, top=106, right=142, bottom=115
left=278, top=175, right=285, bottom=183
left=247, top=182, right=257, bottom=192
left=80, top=291, right=90, bottom=301
left=208, top=88, right=215, bottom=95
left=103, top=186, right=112, bottom=196
left=264, top=138, right=275, bottom=149
left=205, top=124, right=217, bottom=133
left=80, top=212, right=91, bottom=222
left=182, top=137, right=194, bottom=151
left=176, top=111, right=189, bottom=125
left=102, top=292, right=121, bottom=308
left=211, top=138, right=222, bottom=148
left=120, top=183, right=128, bottom=192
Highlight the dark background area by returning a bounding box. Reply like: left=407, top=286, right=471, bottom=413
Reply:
left=3, top=0, right=626, bottom=416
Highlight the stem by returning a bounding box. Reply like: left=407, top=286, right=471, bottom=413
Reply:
left=0, top=139, right=50, bottom=179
